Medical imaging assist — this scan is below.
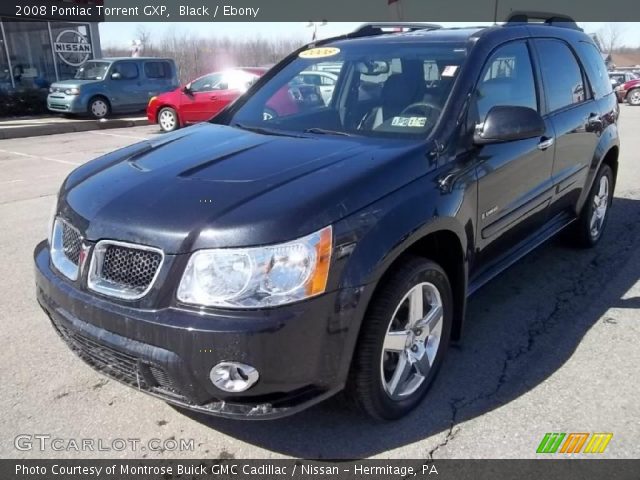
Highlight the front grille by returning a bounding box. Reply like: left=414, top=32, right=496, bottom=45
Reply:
left=102, top=245, right=162, bottom=289
left=61, top=221, right=82, bottom=265
left=88, top=240, right=163, bottom=300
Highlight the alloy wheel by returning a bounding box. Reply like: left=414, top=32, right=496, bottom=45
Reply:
left=590, top=175, right=609, bottom=238
left=380, top=282, right=444, bottom=400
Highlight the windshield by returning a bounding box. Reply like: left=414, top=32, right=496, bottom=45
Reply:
left=75, top=61, right=110, bottom=80
left=229, top=42, right=466, bottom=138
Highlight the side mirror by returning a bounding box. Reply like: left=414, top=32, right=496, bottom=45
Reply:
left=474, top=105, right=545, bottom=145
left=111, top=72, right=121, bottom=80
left=182, top=83, right=192, bottom=94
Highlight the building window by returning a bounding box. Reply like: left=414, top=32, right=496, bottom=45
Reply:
left=49, top=23, right=93, bottom=81
left=1, top=19, right=57, bottom=89
left=0, top=28, right=11, bottom=92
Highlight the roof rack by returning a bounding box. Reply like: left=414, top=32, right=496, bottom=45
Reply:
left=351, top=22, right=441, bottom=38
left=505, top=11, right=583, bottom=31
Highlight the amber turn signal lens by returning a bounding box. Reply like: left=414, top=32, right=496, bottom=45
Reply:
left=307, top=225, right=332, bottom=296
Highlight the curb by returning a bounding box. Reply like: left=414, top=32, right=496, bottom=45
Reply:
left=0, top=118, right=150, bottom=140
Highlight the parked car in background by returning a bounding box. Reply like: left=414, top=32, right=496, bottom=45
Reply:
left=147, top=67, right=266, bottom=132
left=47, top=58, right=178, bottom=119
left=614, top=76, right=640, bottom=105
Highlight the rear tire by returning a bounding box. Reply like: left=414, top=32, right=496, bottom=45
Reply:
left=88, top=96, right=110, bottom=119
left=158, top=107, right=179, bottom=132
left=346, top=256, right=452, bottom=420
left=627, top=88, right=640, bottom=106
left=569, top=164, right=614, bottom=248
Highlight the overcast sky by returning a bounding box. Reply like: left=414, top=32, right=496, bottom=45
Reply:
left=99, top=22, right=640, bottom=49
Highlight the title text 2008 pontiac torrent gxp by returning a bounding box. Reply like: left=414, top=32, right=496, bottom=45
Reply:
left=35, top=18, right=619, bottom=420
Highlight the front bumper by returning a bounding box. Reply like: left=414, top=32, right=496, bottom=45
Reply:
left=34, top=241, right=363, bottom=419
left=47, top=94, right=86, bottom=113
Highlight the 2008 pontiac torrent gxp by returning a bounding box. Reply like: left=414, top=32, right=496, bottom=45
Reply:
left=35, top=18, right=620, bottom=420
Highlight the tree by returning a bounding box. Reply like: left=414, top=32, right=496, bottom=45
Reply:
left=596, top=23, right=626, bottom=54
left=134, top=24, right=153, bottom=55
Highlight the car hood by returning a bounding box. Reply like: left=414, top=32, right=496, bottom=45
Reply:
left=50, top=79, right=101, bottom=90
left=60, top=123, right=431, bottom=254
left=623, top=79, right=640, bottom=89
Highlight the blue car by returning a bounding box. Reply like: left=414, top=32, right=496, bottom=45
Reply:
left=47, top=57, right=178, bottom=119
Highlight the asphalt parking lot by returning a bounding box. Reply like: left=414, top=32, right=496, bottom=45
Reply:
left=1, top=109, right=639, bottom=460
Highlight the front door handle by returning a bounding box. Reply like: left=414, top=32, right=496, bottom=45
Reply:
left=538, top=137, right=554, bottom=150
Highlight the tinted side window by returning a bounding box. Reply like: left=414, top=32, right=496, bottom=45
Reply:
left=144, top=61, right=171, bottom=79
left=576, top=42, right=612, bottom=99
left=474, top=41, right=537, bottom=121
left=535, top=39, right=586, bottom=112
left=114, top=62, right=138, bottom=80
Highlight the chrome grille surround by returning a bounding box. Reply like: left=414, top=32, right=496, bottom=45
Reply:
left=87, top=240, right=164, bottom=300
left=50, top=218, right=82, bottom=281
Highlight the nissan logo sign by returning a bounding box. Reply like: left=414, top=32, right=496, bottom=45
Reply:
left=54, top=30, right=92, bottom=67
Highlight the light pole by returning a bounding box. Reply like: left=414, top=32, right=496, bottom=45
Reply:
left=307, top=21, right=327, bottom=41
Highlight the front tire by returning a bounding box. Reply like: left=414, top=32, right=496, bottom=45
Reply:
left=158, top=107, right=179, bottom=132
left=570, top=164, right=614, bottom=248
left=627, top=88, right=640, bottom=106
left=88, top=96, right=110, bottom=119
left=346, top=256, right=453, bottom=420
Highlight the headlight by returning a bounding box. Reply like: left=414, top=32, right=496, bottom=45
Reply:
left=177, top=226, right=332, bottom=308
left=49, top=87, right=54, bottom=93
left=148, top=96, right=157, bottom=105
left=64, top=87, right=80, bottom=95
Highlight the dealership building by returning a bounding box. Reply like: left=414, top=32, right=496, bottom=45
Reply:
left=0, top=1, right=102, bottom=91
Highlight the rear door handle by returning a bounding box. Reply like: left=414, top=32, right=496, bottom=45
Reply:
left=538, top=137, right=554, bottom=150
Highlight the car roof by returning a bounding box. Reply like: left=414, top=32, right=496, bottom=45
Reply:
left=100, top=57, right=174, bottom=61
left=325, top=23, right=592, bottom=50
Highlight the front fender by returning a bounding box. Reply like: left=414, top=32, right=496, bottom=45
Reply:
left=335, top=172, right=472, bottom=291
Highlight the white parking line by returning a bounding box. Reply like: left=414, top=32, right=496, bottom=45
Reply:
left=0, top=149, right=80, bottom=166
left=88, top=131, right=149, bottom=140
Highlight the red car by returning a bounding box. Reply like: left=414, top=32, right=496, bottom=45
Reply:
left=616, top=78, right=640, bottom=106
left=147, top=67, right=267, bottom=132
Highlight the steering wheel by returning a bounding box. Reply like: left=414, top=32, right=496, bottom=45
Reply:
left=400, top=102, right=442, bottom=118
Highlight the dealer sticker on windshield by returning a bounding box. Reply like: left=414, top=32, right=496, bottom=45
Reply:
left=299, top=47, right=340, bottom=59
left=391, top=116, right=427, bottom=127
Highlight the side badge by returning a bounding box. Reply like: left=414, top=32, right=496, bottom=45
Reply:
left=481, top=206, right=499, bottom=220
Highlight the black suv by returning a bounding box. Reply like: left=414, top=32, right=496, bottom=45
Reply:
left=35, top=17, right=619, bottom=420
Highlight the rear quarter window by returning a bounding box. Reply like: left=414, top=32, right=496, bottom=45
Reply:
left=576, top=42, right=613, bottom=99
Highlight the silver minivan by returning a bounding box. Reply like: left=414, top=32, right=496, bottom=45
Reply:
left=47, top=57, right=178, bottom=119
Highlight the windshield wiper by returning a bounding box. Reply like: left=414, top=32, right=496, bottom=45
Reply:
left=233, top=123, right=307, bottom=138
left=303, top=127, right=353, bottom=137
